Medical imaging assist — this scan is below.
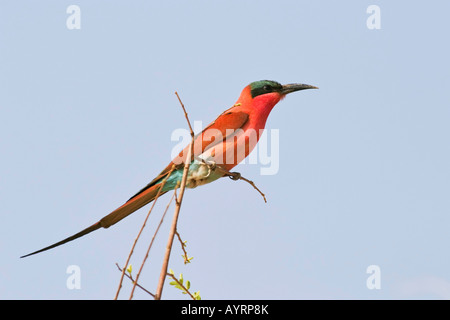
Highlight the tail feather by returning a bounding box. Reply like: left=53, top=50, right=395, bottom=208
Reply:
left=21, top=183, right=165, bottom=258
left=99, top=183, right=166, bottom=228
left=20, top=222, right=102, bottom=258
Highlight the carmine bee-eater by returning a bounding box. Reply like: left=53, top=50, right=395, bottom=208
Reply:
left=21, top=80, right=317, bottom=258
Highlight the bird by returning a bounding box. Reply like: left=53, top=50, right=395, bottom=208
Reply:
left=21, top=80, right=317, bottom=258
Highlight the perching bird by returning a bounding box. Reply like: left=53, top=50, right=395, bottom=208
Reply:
left=21, top=80, right=317, bottom=258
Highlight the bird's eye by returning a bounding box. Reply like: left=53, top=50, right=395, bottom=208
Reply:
left=263, top=85, right=272, bottom=92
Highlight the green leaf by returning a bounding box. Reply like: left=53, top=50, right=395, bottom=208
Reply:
left=186, top=280, right=191, bottom=290
left=168, top=269, right=174, bottom=275
left=179, top=273, right=183, bottom=285
left=126, top=264, right=132, bottom=274
left=169, top=281, right=178, bottom=286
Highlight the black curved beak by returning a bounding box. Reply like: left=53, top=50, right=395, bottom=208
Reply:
left=281, top=83, right=319, bottom=95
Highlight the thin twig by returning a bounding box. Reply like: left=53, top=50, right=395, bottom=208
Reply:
left=228, top=173, right=267, bottom=203
left=175, top=230, right=191, bottom=264
left=175, top=91, right=194, bottom=139
left=114, top=165, right=175, bottom=300
left=166, top=272, right=196, bottom=300
left=115, top=263, right=155, bottom=298
left=128, top=191, right=176, bottom=299
left=154, top=92, right=194, bottom=300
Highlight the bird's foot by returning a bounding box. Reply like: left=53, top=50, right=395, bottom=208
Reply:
left=196, top=158, right=217, bottom=179
left=205, top=160, right=216, bottom=171
left=228, top=172, right=241, bottom=181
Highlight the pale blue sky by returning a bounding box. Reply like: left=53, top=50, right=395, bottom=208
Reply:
left=1, top=1, right=449, bottom=299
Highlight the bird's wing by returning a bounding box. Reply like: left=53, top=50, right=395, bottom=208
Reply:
left=126, top=110, right=249, bottom=201
left=196, top=110, right=250, bottom=154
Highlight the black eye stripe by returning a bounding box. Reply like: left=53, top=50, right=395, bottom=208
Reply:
left=250, top=81, right=282, bottom=98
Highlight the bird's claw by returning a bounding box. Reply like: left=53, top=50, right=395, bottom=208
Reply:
left=229, top=172, right=241, bottom=181
left=199, top=159, right=216, bottom=178
left=206, top=160, right=216, bottom=171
